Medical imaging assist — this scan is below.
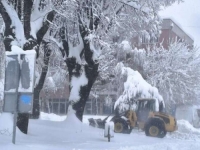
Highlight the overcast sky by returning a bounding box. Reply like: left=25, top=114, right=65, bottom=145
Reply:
left=159, top=0, right=200, bottom=47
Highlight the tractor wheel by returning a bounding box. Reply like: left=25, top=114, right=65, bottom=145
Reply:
left=158, top=129, right=167, bottom=138
left=114, top=119, right=128, bottom=133
left=145, top=119, right=166, bottom=138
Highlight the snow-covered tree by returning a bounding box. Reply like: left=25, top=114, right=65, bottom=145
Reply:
left=0, top=0, right=181, bottom=128
left=0, top=0, right=55, bottom=52
left=144, top=42, right=200, bottom=112
left=90, top=0, right=181, bottom=99
left=50, top=0, right=181, bottom=121
left=114, top=62, right=163, bottom=113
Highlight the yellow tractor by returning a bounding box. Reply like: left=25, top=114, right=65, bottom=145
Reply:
left=89, top=98, right=177, bottom=138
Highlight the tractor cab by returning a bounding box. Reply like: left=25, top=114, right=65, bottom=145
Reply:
left=136, top=99, right=157, bottom=111
left=135, top=99, right=166, bottom=129
left=136, top=99, right=157, bottom=122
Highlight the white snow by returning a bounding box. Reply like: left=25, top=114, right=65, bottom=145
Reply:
left=30, top=17, right=44, bottom=39
left=167, top=120, right=200, bottom=141
left=30, top=0, right=52, bottom=39
left=121, top=40, right=132, bottom=52
left=177, top=120, right=200, bottom=134
left=7, top=45, right=36, bottom=55
left=0, top=113, right=13, bottom=135
left=86, top=33, right=101, bottom=61
left=69, top=68, right=88, bottom=103
left=39, top=112, right=66, bottom=121
left=1, top=112, right=200, bottom=150
left=1, top=0, right=26, bottom=47
left=114, top=63, right=163, bottom=111
left=175, top=105, right=200, bottom=128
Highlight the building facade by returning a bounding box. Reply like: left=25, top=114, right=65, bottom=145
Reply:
left=136, top=18, right=194, bottom=50
left=159, top=18, right=194, bottom=49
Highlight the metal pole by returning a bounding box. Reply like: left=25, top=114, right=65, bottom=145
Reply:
left=12, top=112, right=18, bottom=144
left=12, top=90, right=19, bottom=144
left=12, top=55, right=21, bottom=144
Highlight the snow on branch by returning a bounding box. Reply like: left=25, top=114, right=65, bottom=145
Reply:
left=69, top=68, right=88, bottom=103
left=31, top=0, right=53, bottom=39
left=68, top=32, right=84, bottom=64
left=1, top=0, right=26, bottom=47
left=32, top=0, right=52, bottom=22
left=114, top=62, right=163, bottom=112
left=144, top=42, right=200, bottom=106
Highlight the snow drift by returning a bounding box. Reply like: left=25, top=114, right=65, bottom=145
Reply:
left=168, top=119, right=200, bottom=140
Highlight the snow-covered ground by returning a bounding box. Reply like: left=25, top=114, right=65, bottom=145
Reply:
left=1, top=112, right=200, bottom=150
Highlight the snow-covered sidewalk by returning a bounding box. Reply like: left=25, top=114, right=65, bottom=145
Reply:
left=0, top=113, right=200, bottom=150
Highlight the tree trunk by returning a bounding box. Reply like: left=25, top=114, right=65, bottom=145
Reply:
left=66, top=47, right=99, bottom=121
left=17, top=113, right=29, bottom=134
left=72, top=64, right=99, bottom=121
left=31, top=41, right=52, bottom=119
left=63, top=10, right=100, bottom=121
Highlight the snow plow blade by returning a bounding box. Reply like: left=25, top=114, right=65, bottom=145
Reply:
left=88, top=116, right=133, bottom=134
left=88, top=116, right=110, bottom=129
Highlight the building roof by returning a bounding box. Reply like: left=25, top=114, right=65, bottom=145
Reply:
left=162, top=18, right=194, bottom=45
